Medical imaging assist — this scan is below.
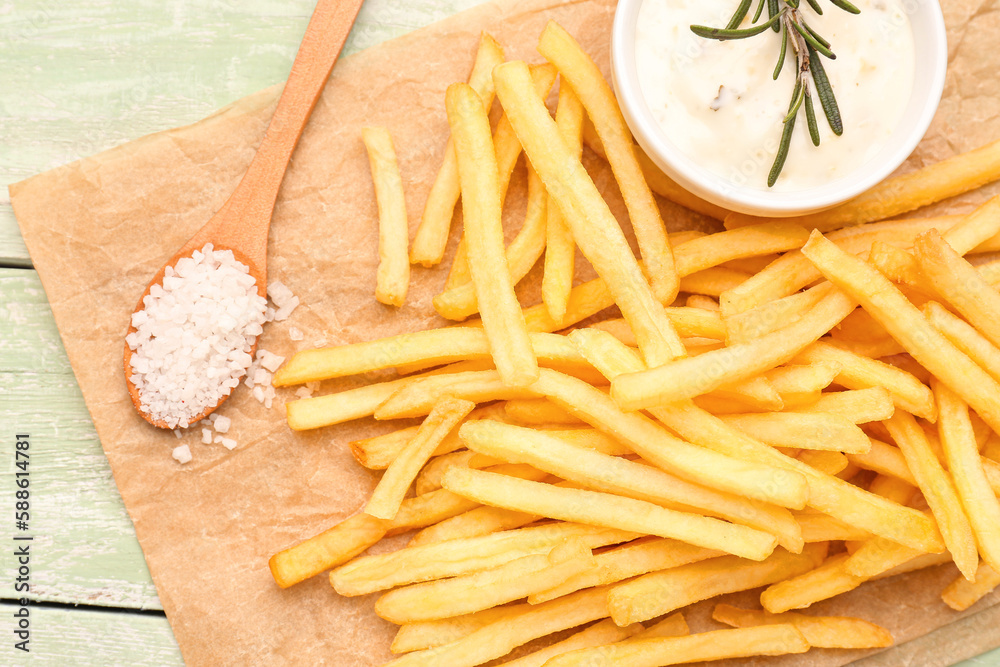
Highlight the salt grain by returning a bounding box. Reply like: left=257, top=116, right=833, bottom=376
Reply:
left=127, top=244, right=267, bottom=429
left=213, top=415, right=231, bottom=434
left=289, top=327, right=304, bottom=341
left=201, top=428, right=212, bottom=445
left=172, top=445, right=193, bottom=464
left=220, top=437, right=237, bottom=451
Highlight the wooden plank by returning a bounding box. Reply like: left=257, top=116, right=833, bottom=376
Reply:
left=0, top=604, right=180, bottom=666
left=0, top=0, right=487, bottom=266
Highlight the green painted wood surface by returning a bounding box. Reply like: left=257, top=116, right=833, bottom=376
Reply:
left=1, top=0, right=1000, bottom=665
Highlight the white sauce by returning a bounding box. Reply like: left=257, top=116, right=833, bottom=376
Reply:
left=635, top=0, right=915, bottom=191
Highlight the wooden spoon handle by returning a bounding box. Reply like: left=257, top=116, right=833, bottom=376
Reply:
left=213, top=0, right=366, bottom=256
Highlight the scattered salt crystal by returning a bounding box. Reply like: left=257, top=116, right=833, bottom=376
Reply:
left=258, top=351, right=285, bottom=373
left=214, top=415, right=231, bottom=434
left=173, top=429, right=183, bottom=439
left=214, top=435, right=224, bottom=444
left=201, top=428, right=212, bottom=445
left=127, top=243, right=267, bottom=429
left=289, top=327, right=304, bottom=341
left=220, top=437, right=237, bottom=451
left=305, top=381, right=320, bottom=392
left=273, top=296, right=300, bottom=322
left=208, top=413, right=219, bottom=423
left=253, top=386, right=265, bottom=402
left=172, top=445, right=192, bottom=464
left=295, top=387, right=313, bottom=399
left=253, top=369, right=271, bottom=386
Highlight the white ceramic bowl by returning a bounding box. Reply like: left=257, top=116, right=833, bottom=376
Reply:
left=611, top=0, right=948, bottom=217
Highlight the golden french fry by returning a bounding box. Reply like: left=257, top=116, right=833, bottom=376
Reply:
left=374, top=370, right=540, bottom=420
left=843, top=534, right=924, bottom=579
left=538, top=21, right=677, bottom=303
left=286, top=376, right=405, bottom=430
left=926, top=301, right=1000, bottom=385
left=408, top=505, right=538, bottom=547
left=366, top=397, right=475, bottom=520
left=446, top=64, right=559, bottom=290
left=542, top=81, right=584, bottom=325
left=685, top=294, right=720, bottom=311
left=331, top=521, right=636, bottom=596
left=679, top=266, right=752, bottom=297
left=503, top=398, right=582, bottom=425
left=764, top=362, right=840, bottom=400
left=611, top=283, right=855, bottom=409
left=383, top=585, right=612, bottom=667
left=493, top=60, right=684, bottom=366
left=708, top=375, right=784, bottom=412
left=409, top=33, right=504, bottom=266
left=721, top=412, right=871, bottom=454
left=460, top=419, right=801, bottom=550
left=800, top=230, right=1000, bottom=434
left=414, top=450, right=501, bottom=496
left=529, top=537, right=720, bottom=604
left=795, top=511, right=871, bottom=543
left=375, top=539, right=595, bottom=624
left=868, top=241, right=928, bottom=293
left=793, top=387, right=895, bottom=424
left=442, top=466, right=777, bottom=561
left=935, top=380, right=1000, bottom=574
left=760, top=553, right=862, bottom=613
left=673, top=222, right=811, bottom=277
left=629, top=613, right=690, bottom=640
left=847, top=439, right=916, bottom=485
left=361, top=126, right=410, bottom=307
left=497, top=618, right=643, bottom=667
left=797, top=450, right=850, bottom=476
left=532, top=369, right=809, bottom=509
left=547, top=625, right=809, bottom=667
left=446, top=82, right=538, bottom=387
left=942, top=561, right=1000, bottom=611
left=607, top=545, right=825, bottom=625
left=392, top=606, right=521, bottom=654
left=724, top=254, right=781, bottom=274
left=711, top=604, right=894, bottom=649
left=724, top=138, right=1000, bottom=231
left=794, top=341, right=936, bottom=420
left=884, top=410, right=977, bottom=580
left=724, top=288, right=827, bottom=345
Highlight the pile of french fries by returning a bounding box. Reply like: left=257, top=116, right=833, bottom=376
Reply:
left=269, top=20, right=1000, bottom=666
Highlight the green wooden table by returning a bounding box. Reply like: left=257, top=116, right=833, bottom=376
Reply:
left=1, top=1, right=999, bottom=664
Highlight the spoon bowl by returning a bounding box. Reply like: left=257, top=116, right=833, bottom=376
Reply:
left=124, top=0, right=364, bottom=428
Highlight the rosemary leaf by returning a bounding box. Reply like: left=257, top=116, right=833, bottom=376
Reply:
left=727, top=0, right=753, bottom=29
left=829, top=0, right=861, bottom=14
left=769, top=109, right=797, bottom=187
left=773, top=21, right=788, bottom=80
left=783, top=78, right=806, bottom=124
left=802, top=20, right=831, bottom=49
left=810, top=46, right=843, bottom=135
left=753, top=0, right=767, bottom=22
left=787, top=0, right=800, bottom=8
left=805, top=87, right=821, bottom=146
left=806, top=0, right=823, bottom=14
left=792, top=20, right=836, bottom=59
left=691, top=11, right=784, bottom=40
left=768, top=0, right=781, bottom=31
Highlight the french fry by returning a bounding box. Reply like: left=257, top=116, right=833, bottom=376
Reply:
left=800, top=230, right=1000, bottom=434
left=375, top=538, right=595, bottom=624
left=497, top=619, right=643, bottom=667
left=441, top=467, right=778, bottom=561
left=528, top=537, right=721, bottom=604
left=724, top=254, right=781, bottom=274
left=724, top=138, right=1000, bottom=231
left=361, top=126, right=410, bottom=307
left=435, top=163, right=549, bottom=320
left=685, top=294, right=720, bottom=311
left=720, top=412, right=871, bottom=454
left=611, top=283, right=856, bottom=409
left=446, top=82, right=538, bottom=387
left=764, top=362, right=841, bottom=401
left=391, top=606, right=526, bottom=654
left=542, top=80, right=584, bottom=325
left=794, top=340, right=936, bottom=420
left=330, top=521, right=637, bottom=596
left=445, top=64, right=559, bottom=290
left=503, top=398, right=582, bottom=425
left=629, top=613, right=690, bottom=640
left=724, top=288, right=827, bottom=345
left=673, top=222, right=811, bottom=277
left=916, top=228, right=1000, bottom=352
left=884, top=411, right=977, bottom=580
left=409, top=33, right=504, bottom=266
left=366, top=397, right=475, bottom=520
left=942, top=561, right=1000, bottom=611
left=935, top=380, right=1000, bottom=574
left=538, top=21, right=678, bottom=303
left=546, top=625, right=809, bottom=667
left=580, top=118, right=729, bottom=221
left=383, top=585, right=613, bottom=667
left=532, top=369, right=809, bottom=509
left=286, top=376, right=405, bottom=430
left=493, top=59, right=684, bottom=366
left=408, top=506, right=539, bottom=547
left=793, top=387, right=895, bottom=424
left=926, top=301, right=1000, bottom=385
left=374, top=370, right=540, bottom=420
left=711, top=604, right=894, bottom=649
left=847, top=439, right=917, bottom=486
left=760, top=553, right=862, bottom=613
left=679, top=266, right=752, bottom=297
left=795, top=511, right=871, bottom=543
left=843, top=534, right=923, bottom=579
left=607, top=545, right=826, bottom=625
left=414, top=450, right=501, bottom=496
left=797, top=450, right=850, bottom=476
left=459, top=419, right=802, bottom=550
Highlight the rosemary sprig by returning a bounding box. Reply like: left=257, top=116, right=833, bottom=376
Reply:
left=690, top=0, right=857, bottom=186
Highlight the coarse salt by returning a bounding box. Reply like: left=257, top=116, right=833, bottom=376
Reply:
left=172, top=445, right=193, bottom=464
left=127, top=243, right=268, bottom=429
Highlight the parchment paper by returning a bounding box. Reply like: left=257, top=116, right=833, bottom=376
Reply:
left=9, top=0, right=1000, bottom=664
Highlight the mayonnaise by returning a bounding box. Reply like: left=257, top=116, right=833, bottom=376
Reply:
left=634, top=0, right=915, bottom=191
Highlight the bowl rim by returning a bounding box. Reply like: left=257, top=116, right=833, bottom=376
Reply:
left=610, top=0, right=948, bottom=217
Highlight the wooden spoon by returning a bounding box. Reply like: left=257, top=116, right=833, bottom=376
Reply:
left=124, top=0, right=365, bottom=429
